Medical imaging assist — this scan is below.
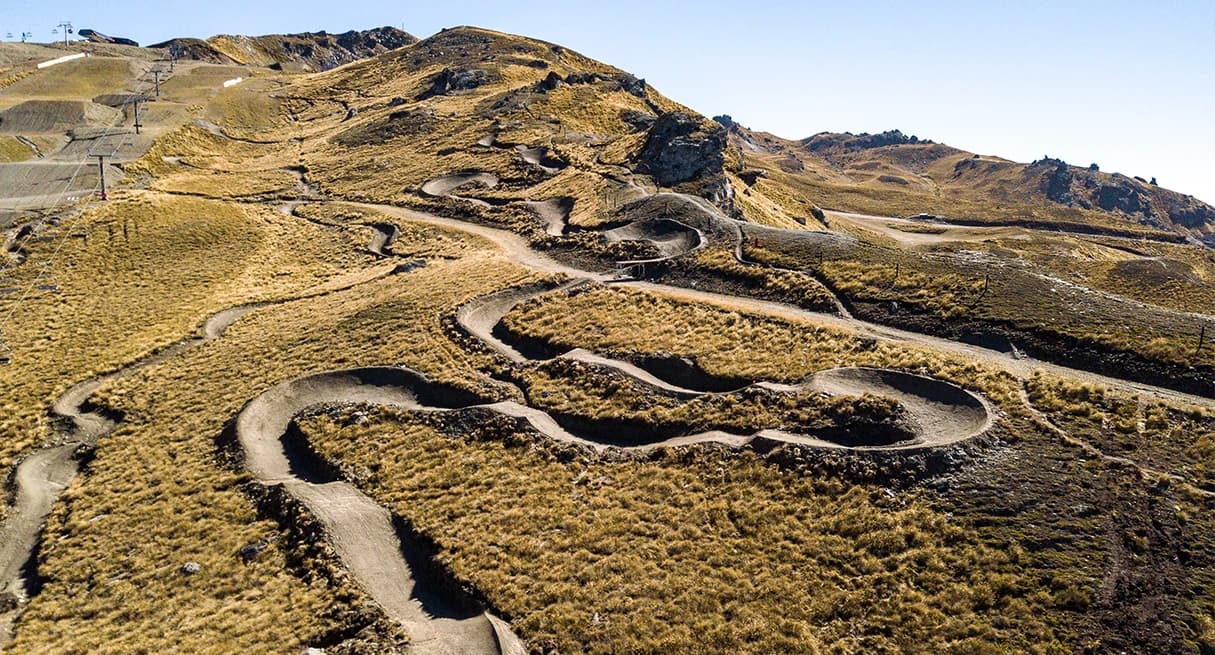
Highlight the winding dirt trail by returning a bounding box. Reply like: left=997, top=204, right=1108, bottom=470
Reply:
left=361, top=200, right=1214, bottom=410
left=0, top=225, right=430, bottom=648
left=0, top=303, right=262, bottom=640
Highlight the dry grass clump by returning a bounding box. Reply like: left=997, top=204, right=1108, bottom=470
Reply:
left=1025, top=372, right=1215, bottom=488
left=296, top=406, right=1069, bottom=654
left=688, top=248, right=840, bottom=312
left=0, top=56, right=138, bottom=100
left=10, top=223, right=538, bottom=652
left=500, top=284, right=1020, bottom=406
left=0, top=190, right=374, bottom=494
left=822, top=259, right=986, bottom=318
left=0, top=135, right=33, bottom=161
left=127, top=123, right=297, bottom=179
left=746, top=230, right=1215, bottom=371
left=150, top=168, right=300, bottom=198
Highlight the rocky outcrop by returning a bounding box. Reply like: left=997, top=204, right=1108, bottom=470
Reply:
left=637, top=112, right=727, bottom=187
left=153, top=27, right=416, bottom=71
left=417, top=67, right=492, bottom=99
left=803, top=129, right=933, bottom=153
left=1030, top=158, right=1215, bottom=236
left=635, top=112, right=736, bottom=216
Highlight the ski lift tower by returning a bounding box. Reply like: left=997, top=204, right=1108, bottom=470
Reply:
left=53, top=21, right=73, bottom=46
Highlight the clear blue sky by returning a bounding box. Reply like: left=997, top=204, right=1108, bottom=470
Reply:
left=4, top=0, right=1213, bottom=203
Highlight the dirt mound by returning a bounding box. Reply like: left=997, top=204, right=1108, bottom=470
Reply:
left=421, top=172, right=499, bottom=197
left=809, top=367, right=992, bottom=448
left=520, top=198, right=572, bottom=236
left=0, top=100, right=120, bottom=134
left=604, top=218, right=703, bottom=263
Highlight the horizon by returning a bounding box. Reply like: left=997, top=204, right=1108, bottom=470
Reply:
left=3, top=1, right=1212, bottom=204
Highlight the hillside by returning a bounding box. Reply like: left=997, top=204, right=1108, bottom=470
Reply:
left=151, top=26, right=417, bottom=71
left=1, top=24, right=1214, bottom=655
left=727, top=121, right=1215, bottom=245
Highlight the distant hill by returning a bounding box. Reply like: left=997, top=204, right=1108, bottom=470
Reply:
left=725, top=122, right=1215, bottom=245
left=150, top=26, right=416, bottom=72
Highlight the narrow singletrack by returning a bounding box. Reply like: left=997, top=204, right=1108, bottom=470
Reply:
left=360, top=200, right=1215, bottom=410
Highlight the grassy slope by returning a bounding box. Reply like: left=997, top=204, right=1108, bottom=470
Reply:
left=300, top=407, right=1069, bottom=654
left=735, top=127, right=1211, bottom=241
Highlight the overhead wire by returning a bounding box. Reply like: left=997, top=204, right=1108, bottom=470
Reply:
left=0, top=54, right=172, bottom=361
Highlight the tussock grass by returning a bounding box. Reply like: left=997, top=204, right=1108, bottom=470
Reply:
left=8, top=211, right=536, bottom=652
left=297, top=407, right=1069, bottom=654
left=0, top=190, right=365, bottom=477
left=501, top=284, right=1020, bottom=406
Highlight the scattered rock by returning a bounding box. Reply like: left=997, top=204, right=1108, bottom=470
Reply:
left=564, top=72, right=608, bottom=86
left=180, top=561, right=202, bottom=576
left=416, top=67, right=491, bottom=100
left=393, top=260, right=426, bottom=274
left=536, top=71, right=564, bottom=92
left=387, top=96, right=406, bottom=107
left=619, top=109, right=656, bottom=131
left=738, top=169, right=765, bottom=186
left=616, top=74, right=647, bottom=98
left=239, top=539, right=271, bottom=563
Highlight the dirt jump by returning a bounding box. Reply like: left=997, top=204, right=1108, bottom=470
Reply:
left=233, top=368, right=526, bottom=655
left=453, top=279, right=995, bottom=450
left=420, top=172, right=500, bottom=198
left=605, top=218, right=704, bottom=264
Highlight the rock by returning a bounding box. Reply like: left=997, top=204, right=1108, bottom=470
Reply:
left=564, top=71, right=610, bottom=86
left=738, top=169, right=765, bottom=186
left=180, top=561, right=201, bottom=576
left=387, top=96, right=406, bottom=107
left=619, top=109, right=656, bottom=131
left=636, top=111, right=727, bottom=187
left=1094, top=182, right=1146, bottom=215
left=0, top=591, right=19, bottom=612
left=393, top=260, right=426, bottom=274
left=416, top=67, right=490, bottom=100
left=616, top=74, right=647, bottom=98
left=239, top=539, right=270, bottom=563
left=536, top=71, right=564, bottom=92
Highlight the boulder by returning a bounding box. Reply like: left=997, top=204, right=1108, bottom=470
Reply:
left=416, top=67, right=490, bottom=100
left=536, top=71, right=564, bottom=92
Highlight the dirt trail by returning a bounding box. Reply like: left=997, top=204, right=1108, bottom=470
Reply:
left=452, top=279, right=994, bottom=450
left=234, top=369, right=522, bottom=655
left=359, top=201, right=1214, bottom=409
left=0, top=302, right=261, bottom=642
left=0, top=223, right=408, bottom=646
left=1017, top=382, right=1215, bottom=498
left=420, top=172, right=499, bottom=199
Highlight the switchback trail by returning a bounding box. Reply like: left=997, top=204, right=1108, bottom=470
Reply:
left=359, top=201, right=1215, bottom=411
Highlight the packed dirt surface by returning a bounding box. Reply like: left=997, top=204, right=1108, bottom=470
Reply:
left=453, top=277, right=995, bottom=449
left=810, top=367, right=993, bottom=446
left=234, top=368, right=524, bottom=655
left=825, top=210, right=1032, bottom=246
left=518, top=198, right=570, bottom=236
left=605, top=218, right=704, bottom=264
left=420, top=172, right=500, bottom=198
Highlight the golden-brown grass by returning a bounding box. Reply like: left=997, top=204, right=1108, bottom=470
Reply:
left=294, top=404, right=1065, bottom=654
left=8, top=206, right=539, bottom=653
left=501, top=284, right=1021, bottom=407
